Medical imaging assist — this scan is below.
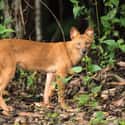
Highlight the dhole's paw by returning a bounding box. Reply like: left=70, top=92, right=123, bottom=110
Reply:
left=7, top=105, right=13, bottom=112
left=1, top=105, right=13, bottom=116
left=2, top=105, right=13, bottom=112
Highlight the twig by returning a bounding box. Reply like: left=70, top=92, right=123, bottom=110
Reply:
left=107, top=73, right=125, bottom=82
left=24, top=0, right=34, bottom=9
left=18, top=112, right=41, bottom=117
left=39, top=0, right=65, bottom=41
left=117, top=61, right=125, bottom=67
left=107, top=73, right=125, bottom=85
left=94, top=0, right=100, bottom=37
left=91, top=66, right=125, bottom=85
left=19, top=1, right=25, bottom=34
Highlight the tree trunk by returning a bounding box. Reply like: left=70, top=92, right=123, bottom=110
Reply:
left=13, top=0, right=25, bottom=38
left=4, top=0, right=13, bottom=38
left=35, top=0, right=42, bottom=41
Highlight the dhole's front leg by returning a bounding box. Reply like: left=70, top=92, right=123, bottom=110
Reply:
left=56, top=70, right=78, bottom=111
left=43, top=72, right=55, bottom=107
left=56, top=70, right=67, bottom=109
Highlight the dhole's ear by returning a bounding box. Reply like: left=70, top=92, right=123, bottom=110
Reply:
left=84, top=27, right=94, bottom=36
left=70, top=27, right=80, bottom=40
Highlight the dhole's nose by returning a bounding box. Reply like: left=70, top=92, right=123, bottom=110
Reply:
left=82, top=48, right=87, bottom=54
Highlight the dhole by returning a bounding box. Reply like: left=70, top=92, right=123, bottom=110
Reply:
left=0, top=27, right=94, bottom=114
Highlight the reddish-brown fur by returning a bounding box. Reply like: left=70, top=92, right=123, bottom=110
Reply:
left=0, top=27, right=94, bottom=114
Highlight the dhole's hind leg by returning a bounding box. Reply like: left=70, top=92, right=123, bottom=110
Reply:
left=0, top=61, right=16, bottom=114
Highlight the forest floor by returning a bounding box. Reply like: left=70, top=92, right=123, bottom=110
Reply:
left=0, top=64, right=125, bottom=125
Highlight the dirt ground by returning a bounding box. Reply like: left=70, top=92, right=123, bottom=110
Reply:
left=1, top=67, right=125, bottom=125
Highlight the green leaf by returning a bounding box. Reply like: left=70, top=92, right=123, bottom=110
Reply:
left=63, top=76, right=72, bottom=84
left=69, top=0, right=79, bottom=4
left=91, top=85, right=102, bottom=94
left=107, top=8, right=117, bottom=19
left=77, top=94, right=90, bottom=106
left=71, top=66, right=83, bottom=73
left=112, top=18, right=120, bottom=24
left=47, top=112, right=59, bottom=118
left=27, top=73, right=36, bottom=86
left=110, top=0, right=119, bottom=7
left=120, top=17, right=125, bottom=27
left=73, top=6, right=81, bottom=18
left=104, top=0, right=119, bottom=7
left=27, top=76, right=34, bottom=86
left=101, top=16, right=111, bottom=30
left=89, top=100, right=98, bottom=108
left=83, top=76, right=92, bottom=85
left=119, top=45, right=125, bottom=52
left=88, top=64, right=101, bottom=73
left=82, top=56, right=92, bottom=65
left=117, top=39, right=124, bottom=45
left=0, top=25, right=14, bottom=34
left=90, top=111, right=106, bottom=125
left=119, top=120, right=125, bottom=125
left=19, top=69, right=26, bottom=76
left=116, top=39, right=125, bottom=52
left=120, top=4, right=125, bottom=15
left=95, top=111, right=105, bottom=120
left=102, top=40, right=118, bottom=49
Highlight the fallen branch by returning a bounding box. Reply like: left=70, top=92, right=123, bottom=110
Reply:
left=117, top=61, right=125, bottom=67
left=18, top=112, right=41, bottom=117
left=107, top=73, right=125, bottom=85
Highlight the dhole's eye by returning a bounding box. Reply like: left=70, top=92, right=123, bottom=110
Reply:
left=76, top=42, right=81, bottom=49
left=85, top=42, right=90, bottom=45
left=78, top=42, right=81, bottom=46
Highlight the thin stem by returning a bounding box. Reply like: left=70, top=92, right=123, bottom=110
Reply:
left=95, top=0, right=100, bottom=37
left=39, top=0, right=65, bottom=41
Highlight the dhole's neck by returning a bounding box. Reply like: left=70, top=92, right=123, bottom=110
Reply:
left=65, top=42, right=82, bottom=65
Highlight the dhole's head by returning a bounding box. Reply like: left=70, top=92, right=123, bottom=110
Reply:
left=70, top=26, right=94, bottom=55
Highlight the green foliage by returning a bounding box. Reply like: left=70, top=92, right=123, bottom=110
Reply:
left=119, top=120, right=125, bottom=125
left=0, top=24, right=14, bottom=38
left=88, top=64, right=101, bottom=73
left=90, top=111, right=106, bottom=125
left=70, top=66, right=83, bottom=73
left=73, top=56, right=102, bottom=108
left=101, top=0, right=119, bottom=34
left=63, top=76, right=73, bottom=84
left=82, top=55, right=101, bottom=73
left=0, top=0, right=14, bottom=38
left=70, top=0, right=125, bottom=67
left=47, top=112, right=59, bottom=124
left=98, top=0, right=125, bottom=67
left=69, top=0, right=87, bottom=18
left=98, top=38, right=125, bottom=67
left=19, top=69, right=36, bottom=87
left=47, top=112, right=59, bottom=119
left=117, top=39, right=125, bottom=52
left=76, top=94, right=90, bottom=106
left=69, top=0, right=125, bottom=122
left=82, top=75, right=92, bottom=85
left=75, top=83, right=102, bottom=107
left=91, top=85, right=102, bottom=95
